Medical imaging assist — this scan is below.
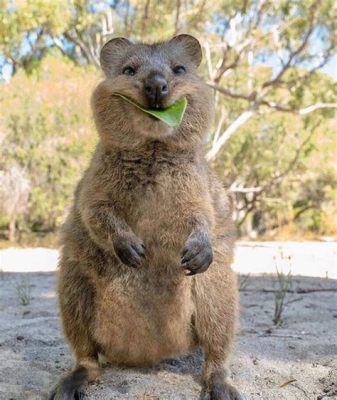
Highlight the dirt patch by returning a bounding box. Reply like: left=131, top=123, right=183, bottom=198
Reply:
left=0, top=273, right=336, bottom=400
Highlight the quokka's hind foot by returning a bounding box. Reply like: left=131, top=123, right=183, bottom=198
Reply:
left=200, top=370, right=245, bottom=400
left=49, top=361, right=100, bottom=400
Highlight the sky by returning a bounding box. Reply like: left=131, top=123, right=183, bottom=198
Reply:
left=321, top=55, right=337, bottom=80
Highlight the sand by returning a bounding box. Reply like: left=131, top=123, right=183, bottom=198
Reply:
left=0, top=271, right=336, bottom=400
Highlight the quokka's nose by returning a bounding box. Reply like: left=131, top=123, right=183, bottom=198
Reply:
left=144, top=74, right=169, bottom=108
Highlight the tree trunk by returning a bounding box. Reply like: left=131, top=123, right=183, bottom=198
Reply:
left=8, top=217, right=16, bottom=242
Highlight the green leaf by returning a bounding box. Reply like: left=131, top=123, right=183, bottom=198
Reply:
left=112, top=93, right=187, bottom=128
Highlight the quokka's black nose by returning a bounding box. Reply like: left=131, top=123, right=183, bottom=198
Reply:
left=144, top=73, right=169, bottom=108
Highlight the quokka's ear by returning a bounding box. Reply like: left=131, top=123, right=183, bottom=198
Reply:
left=170, top=34, right=202, bottom=67
left=100, top=37, right=132, bottom=77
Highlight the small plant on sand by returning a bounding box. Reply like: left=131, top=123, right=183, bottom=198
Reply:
left=16, top=279, right=32, bottom=306
left=273, top=267, right=292, bottom=325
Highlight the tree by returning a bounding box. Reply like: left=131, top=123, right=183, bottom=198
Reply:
left=0, top=0, right=71, bottom=74
left=0, top=164, right=30, bottom=241
left=0, top=56, right=97, bottom=236
left=1, top=0, right=337, bottom=239
left=203, top=0, right=337, bottom=162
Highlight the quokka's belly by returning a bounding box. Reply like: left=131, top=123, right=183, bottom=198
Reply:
left=92, top=274, right=195, bottom=366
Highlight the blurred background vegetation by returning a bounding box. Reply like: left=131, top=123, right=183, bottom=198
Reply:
left=0, top=0, right=336, bottom=246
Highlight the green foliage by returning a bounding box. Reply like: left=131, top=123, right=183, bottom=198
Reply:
left=213, top=102, right=337, bottom=237
left=0, top=0, right=71, bottom=70
left=0, top=56, right=97, bottom=234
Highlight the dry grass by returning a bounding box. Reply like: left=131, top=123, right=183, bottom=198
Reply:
left=16, top=279, right=32, bottom=306
left=273, top=267, right=292, bottom=326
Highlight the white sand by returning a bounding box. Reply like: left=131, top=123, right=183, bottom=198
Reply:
left=1, top=241, right=337, bottom=278
left=0, top=269, right=336, bottom=400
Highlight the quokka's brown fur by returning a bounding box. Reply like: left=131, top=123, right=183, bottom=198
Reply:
left=50, top=34, right=243, bottom=400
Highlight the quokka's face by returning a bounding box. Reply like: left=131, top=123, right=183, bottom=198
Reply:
left=98, top=35, right=205, bottom=139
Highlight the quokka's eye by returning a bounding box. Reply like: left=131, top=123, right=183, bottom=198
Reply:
left=123, top=66, right=136, bottom=76
left=173, top=65, right=186, bottom=75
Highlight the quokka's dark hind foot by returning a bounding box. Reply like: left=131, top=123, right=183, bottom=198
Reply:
left=49, top=364, right=100, bottom=400
left=200, top=371, right=245, bottom=400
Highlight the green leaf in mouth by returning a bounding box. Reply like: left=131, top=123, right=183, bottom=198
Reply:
left=112, top=93, right=187, bottom=128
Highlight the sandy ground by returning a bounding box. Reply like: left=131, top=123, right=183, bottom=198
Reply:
left=0, top=271, right=336, bottom=400
left=1, top=242, right=337, bottom=278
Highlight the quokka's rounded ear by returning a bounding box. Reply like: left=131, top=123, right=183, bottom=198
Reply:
left=170, top=34, right=202, bottom=67
left=100, top=37, right=132, bottom=76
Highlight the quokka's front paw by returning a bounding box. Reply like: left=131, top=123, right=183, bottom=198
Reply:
left=181, top=232, right=213, bottom=276
left=113, top=233, right=145, bottom=268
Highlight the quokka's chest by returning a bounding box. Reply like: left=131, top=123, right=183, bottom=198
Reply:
left=111, top=144, right=195, bottom=190
left=117, top=154, right=184, bottom=191
left=114, top=153, right=194, bottom=210
left=123, top=167, right=188, bottom=231
left=114, top=159, right=199, bottom=244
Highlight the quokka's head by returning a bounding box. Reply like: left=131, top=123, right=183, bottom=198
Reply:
left=92, top=34, right=214, bottom=148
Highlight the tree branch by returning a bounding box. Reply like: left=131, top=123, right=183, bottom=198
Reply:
left=174, top=0, right=181, bottom=34
left=141, top=0, right=151, bottom=39
left=51, top=37, right=68, bottom=57
left=262, top=1, right=318, bottom=88
left=84, top=30, right=100, bottom=66
left=299, top=103, right=337, bottom=115
left=64, top=31, right=96, bottom=65
left=203, top=42, right=214, bottom=79
left=206, top=110, right=256, bottom=161
left=261, top=100, right=337, bottom=115
left=212, top=111, right=226, bottom=146
left=213, top=39, right=252, bottom=83
left=230, top=185, right=263, bottom=193
left=208, top=82, right=257, bottom=101
left=20, top=27, right=46, bottom=69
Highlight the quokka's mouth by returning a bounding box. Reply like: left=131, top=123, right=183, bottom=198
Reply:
left=112, top=93, right=187, bottom=128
